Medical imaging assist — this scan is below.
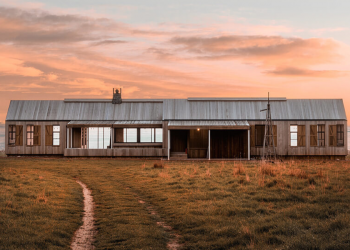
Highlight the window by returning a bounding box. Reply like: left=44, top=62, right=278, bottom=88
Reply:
left=317, top=124, right=325, bottom=147
left=53, top=125, right=60, bottom=146
left=140, top=128, right=163, bottom=143
left=290, top=125, right=298, bottom=146
left=27, top=125, right=40, bottom=146
left=123, top=128, right=137, bottom=142
left=27, top=125, right=34, bottom=146
left=8, top=125, right=16, bottom=145
left=337, top=125, right=344, bottom=146
left=115, top=128, right=163, bottom=143
left=87, top=127, right=110, bottom=149
left=330, top=125, right=344, bottom=147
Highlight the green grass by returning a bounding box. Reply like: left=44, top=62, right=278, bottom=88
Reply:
left=1, top=158, right=350, bottom=249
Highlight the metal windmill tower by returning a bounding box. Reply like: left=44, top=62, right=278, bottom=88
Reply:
left=261, top=93, right=277, bottom=161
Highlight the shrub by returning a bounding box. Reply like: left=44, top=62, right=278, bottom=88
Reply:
left=153, top=162, right=164, bottom=169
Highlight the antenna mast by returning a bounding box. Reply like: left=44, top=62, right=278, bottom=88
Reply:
left=262, top=92, right=277, bottom=161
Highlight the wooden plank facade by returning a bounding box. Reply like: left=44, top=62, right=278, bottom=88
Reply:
left=5, top=97, right=348, bottom=159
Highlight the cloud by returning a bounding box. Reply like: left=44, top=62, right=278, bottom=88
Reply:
left=169, top=35, right=344, bottom=77
left=0, top=56, right=43, bottom=76
left=90, top=40, right=128, bottom=46
left=265, top=67, right=346, bottom=78
left=46, top=73, right=58, bottom=81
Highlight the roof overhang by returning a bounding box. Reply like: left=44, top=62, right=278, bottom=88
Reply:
left=167, top=120, right=250, bottom=130
left=67, top=120, right=163, bottom=128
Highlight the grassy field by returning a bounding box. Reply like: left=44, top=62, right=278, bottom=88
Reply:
left=1, top=157, right=350, bottom=249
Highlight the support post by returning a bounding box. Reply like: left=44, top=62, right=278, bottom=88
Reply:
left=66, top=127, right=69, bottom=149
left=208, top=129, right=211, bottom=160
left=168, top=130, right=170, bottom=161
left=111, top=127, right=113, bottom=149
left=70, top=127, right=73, bottom=148
left=248, top=129, right=250, bottom=160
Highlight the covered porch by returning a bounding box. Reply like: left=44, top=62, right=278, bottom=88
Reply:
left=167, top=120, right=251, bottom=160
left=65, top=120, right=166, bottom=157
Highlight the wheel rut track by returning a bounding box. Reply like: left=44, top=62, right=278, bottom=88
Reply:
left=110, top=176, right=183, bottom=250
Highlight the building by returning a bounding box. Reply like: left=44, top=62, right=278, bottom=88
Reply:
left=5, top=91, right=348, bottom=159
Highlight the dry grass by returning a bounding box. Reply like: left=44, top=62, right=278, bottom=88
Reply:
left=1, top=158, right=350, bottom=249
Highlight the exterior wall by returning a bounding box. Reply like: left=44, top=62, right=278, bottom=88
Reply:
left=5, top=121, right=67, bottom=155
left=249, top=120, right=347, bottom=157
left=64, top=148, right=166, bottom=157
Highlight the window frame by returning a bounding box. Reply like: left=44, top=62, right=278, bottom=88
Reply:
left=317, top=124, right=325, bottom=147
left=26, top=125, right=34, bottom=146
left=8, top=125, right=16, bottom=146
left=336, top=124, right=344, bottom=147
left=121, top=128, right=163, bottom=143
left=52, top=125, right=60, bottom=147
left=290, top=125, right=298, bottom=147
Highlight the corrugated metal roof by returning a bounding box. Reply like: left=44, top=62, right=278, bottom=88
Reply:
left=64, top=99, right=163, bottom=103
left=163, top=99, right=347, bottom=120
left=6, top=98, right=347, bottom=121
left=114, top=121, right=163, bottom=125
left=6, top=101, right=163, bottom=121
left=168, top=120, right=249, bottom=126
left=187, top=97, right=287, bottom=101
left=68, top=121, right=115, bottom=125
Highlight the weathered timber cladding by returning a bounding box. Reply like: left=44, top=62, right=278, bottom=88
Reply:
left=64, top=148, right=166, bottom=157
left=188, top=129, right=208, bottom=158
left=5, top=121, right=67, bottom=155
left=210, top=130, right=248, bottom=158
left=249, top=120, right=347, bottom=156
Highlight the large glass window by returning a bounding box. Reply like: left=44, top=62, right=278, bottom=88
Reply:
left=140, top=128, right=163, bottom=143
left=88, top=127, right=110, bottom=149
left=53, top=125, right=60, bottom=146
left=155, top=128, right=163, bottom=142
left=123, top=128, right=137, bottom=142
left=8, top=125, right=16, bottom=145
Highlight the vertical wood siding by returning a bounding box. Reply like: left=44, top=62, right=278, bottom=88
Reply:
left=5, top=121, right=67, bottom=155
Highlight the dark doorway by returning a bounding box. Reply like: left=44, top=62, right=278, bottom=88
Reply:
left=210, top=130, right=248, bottom=158
left=72, top=128, right=81, bottom=148
left=170, top=130, right=188, bottom=152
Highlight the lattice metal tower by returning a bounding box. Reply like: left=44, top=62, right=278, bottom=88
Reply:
left=261, top=93, right=277, bottom=161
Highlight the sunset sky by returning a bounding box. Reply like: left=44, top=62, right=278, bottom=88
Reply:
left=0, top=0, right=350, bottom=124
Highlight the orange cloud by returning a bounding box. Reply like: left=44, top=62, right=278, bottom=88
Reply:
left=169, top=35, right=343, bottom=77
left=0, top=56, right=43, bottom=77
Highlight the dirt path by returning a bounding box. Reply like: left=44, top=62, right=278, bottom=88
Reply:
left=71, top=180, right=96, bottom=250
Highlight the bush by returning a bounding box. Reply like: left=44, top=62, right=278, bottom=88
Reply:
left=153, top=162, right=164, bottom=169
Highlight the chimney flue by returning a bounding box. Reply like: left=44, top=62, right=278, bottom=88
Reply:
left=112, top=88, right=122, bottom=104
